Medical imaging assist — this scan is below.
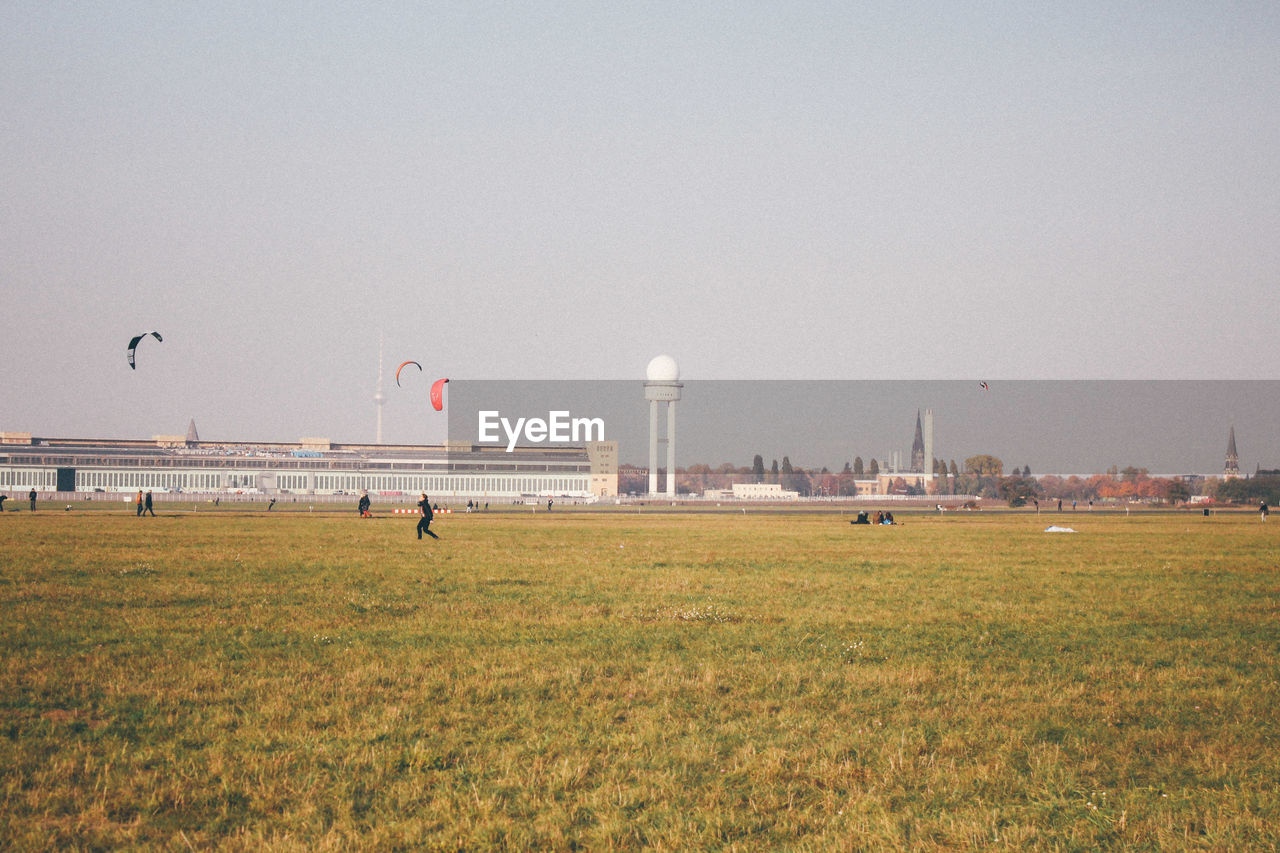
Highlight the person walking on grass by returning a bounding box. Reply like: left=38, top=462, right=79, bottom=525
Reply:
left=144, top=490, right=155, bottom=516
left=136, top=490, right=144, bottom=517
left=417, top=493, right=439, bottom=540
left=1262, top=500, right=1270, bottom=522
left=30, top=489, right=37, bottom=512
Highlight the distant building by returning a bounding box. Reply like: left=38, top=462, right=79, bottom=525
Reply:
left=910, top=410, right=926, bottom=472
left=584, top=441, right=618, bottom=497
left=865, top=409, right=938, bottom=495
left=731, top=483, right=799, bottom=500
left=1224, top=426, right=1240, bottom=480
left=0, top=427, right=618, bottom=499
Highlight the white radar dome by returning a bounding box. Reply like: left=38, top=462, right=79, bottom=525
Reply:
left=646, top=354, right=680, bottom=383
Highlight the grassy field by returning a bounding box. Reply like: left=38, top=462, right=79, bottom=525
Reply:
left=1, top=507, right=1277, bottom=850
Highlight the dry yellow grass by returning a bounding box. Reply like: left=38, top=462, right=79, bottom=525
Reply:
left=1, top=509, right=1277, bottom=848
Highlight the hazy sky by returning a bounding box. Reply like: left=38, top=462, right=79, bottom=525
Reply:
left=3, top=2, right=1278, bottom=447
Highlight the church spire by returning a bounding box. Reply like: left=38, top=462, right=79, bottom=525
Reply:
left=911, top=410, right=925, bottom=472
left=1224, top=425, right=1239, bottom=480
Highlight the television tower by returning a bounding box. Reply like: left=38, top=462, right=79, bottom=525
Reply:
left=374, top=334, right=386, bottom=444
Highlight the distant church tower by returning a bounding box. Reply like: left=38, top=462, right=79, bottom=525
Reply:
left=1224, top=426, right=1240, bottom=480
left=911, top=410, right=926, bottom=472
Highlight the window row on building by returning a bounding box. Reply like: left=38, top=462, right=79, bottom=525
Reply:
left=3, top=467, right=591, bottom=497
left=0, top=468, right=55, bottom=489
left=313, top=473, right=589, bottom=495
left=75, top=471, right=225, bottom=491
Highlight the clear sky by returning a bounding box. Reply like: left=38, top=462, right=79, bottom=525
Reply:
left=3, top=2, right=1278, bottom=452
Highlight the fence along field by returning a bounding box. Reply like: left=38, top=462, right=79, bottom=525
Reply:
left=1, top=510, right=1277, bottom=849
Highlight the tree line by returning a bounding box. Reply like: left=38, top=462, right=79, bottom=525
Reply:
left=617, top=455, right=1270, bottom=505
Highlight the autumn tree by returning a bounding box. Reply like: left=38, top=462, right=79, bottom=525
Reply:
left=965, top=455, right=1004, bottom=478
left=682, top=464, right=713, bottom=494
left=998, top=475, right=1042, bottom=507
left=1216, top=475, right=1280, bottom=505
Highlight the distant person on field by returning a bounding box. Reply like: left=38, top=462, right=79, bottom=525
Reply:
left=144, top=490, right=155, bottom=516
left=1261, top=500, right=1269, bottom=522
left=0, top=494, right=7, bottom=512
left=547, top=499, right=553, bottom=512
left=29, top=489, right=37, bottom=511
left=358, top=491, right=371, bottom=517
left=1057, top=499, right=1062, bottom=512
left=136, top=490, right=144, bottom=517
left=417, top=493, right=439, bottom=540
left=268, top=498, right=277, bottom=511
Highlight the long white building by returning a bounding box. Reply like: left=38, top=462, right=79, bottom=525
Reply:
left=0, top=431, right=618, bottom=501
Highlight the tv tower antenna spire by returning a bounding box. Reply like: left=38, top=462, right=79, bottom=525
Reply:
left=374, top=333, right=386, bottom=444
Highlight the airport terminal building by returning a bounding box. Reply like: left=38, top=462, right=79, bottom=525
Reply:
left=0, top=429, right=618, bottom=502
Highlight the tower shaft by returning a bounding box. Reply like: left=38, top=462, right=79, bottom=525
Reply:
left=666, top=400, right=677, bottom=498
left=648, top=401, right=660, bottom=495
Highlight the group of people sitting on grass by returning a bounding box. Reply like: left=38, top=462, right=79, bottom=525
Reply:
left=851, top=510, right=895, bottom=525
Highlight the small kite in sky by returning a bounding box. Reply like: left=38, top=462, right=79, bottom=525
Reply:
left=431, top=378, right=449, bottom=411
left=127, top=332, right=163, bottom=369
left=980, top=382, right=989, bottom=391
left=395, top=360, right=422, bottom=387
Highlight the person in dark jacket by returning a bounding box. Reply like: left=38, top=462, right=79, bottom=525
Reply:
left=358, top=491, right=371, bottom=517
left=144, top=490, right=155, bottom=516
left=417, top=493, right=439, bottom=540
